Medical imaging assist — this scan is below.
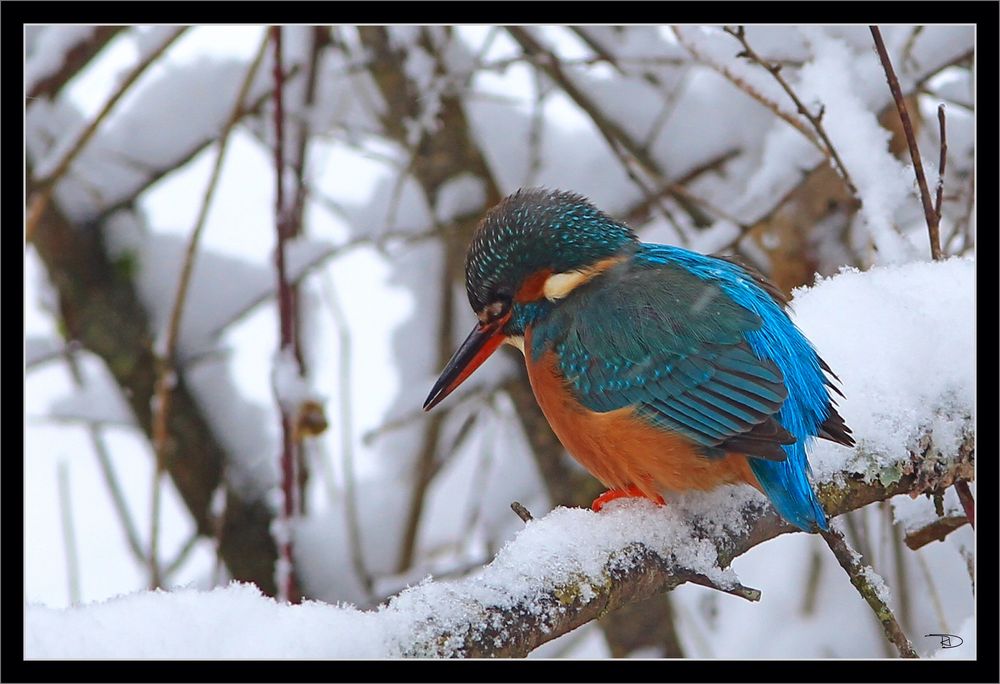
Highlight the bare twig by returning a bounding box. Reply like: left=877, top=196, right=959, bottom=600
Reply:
left=900, top=27, right=925, bottom=71
left=89, top=424, right=147, bottom=563
left=723, top=26, right=859, bottom=199
left=819, top=526, right=918, bottom=658
left=511, top=501, right=534, bottom=523
left=163, top=532, right=203, bottom=579
left=953, top=480, right=975, bottom=528
left=672, top=26, right=823, bottom=153
left=800, top=543, right=824, bottom=615
left=842, top=510, right=873, bottom=569
left=684, top=572, right=761, bottom=602
left=507, top=26, right=710, bottom=233
left=270, top=25, right=302, bottom=604
left=934, top=105, right=947, bottom=224
left=26, top=27, right=186, bottom=242
left=888, top=503, right=912, bottom=634
left=870, top=26, right=942, bottom=261
left=57, top=459, right=82, bottom=605
left=912, top=48, right=974, bottom=91
left=92, top=62, right=304, bottom=223
left=149, top=33, right=270, bottom=591
left=622, top=148, right=741, bottom=228
left=903, top=514, right=969, bottom=550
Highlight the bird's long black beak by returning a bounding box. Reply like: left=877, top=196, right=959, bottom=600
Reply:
left=423, top=315, right=508, bottom=411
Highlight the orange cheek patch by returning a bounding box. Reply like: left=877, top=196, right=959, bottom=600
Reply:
left=514, top=268, right=553, bottom=303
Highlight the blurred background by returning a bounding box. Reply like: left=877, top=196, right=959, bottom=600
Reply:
left=25, top=25, right=974, bottom=657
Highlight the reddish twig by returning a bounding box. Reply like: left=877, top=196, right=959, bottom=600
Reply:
left=870, top=26, right=942, bottom=261
left=270, top=25, right=302, bottom=604
left=934, top=104, right=947, bottom=225
left=954, top=480, right=975, bottom=529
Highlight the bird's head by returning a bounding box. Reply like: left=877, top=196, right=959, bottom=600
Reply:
left=424, top=188, right=637, bottom=410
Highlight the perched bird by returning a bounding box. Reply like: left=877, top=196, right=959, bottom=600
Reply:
left=423, top=188, right=854, bottom=532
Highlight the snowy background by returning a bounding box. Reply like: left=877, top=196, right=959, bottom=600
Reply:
left=25, top=25, right=975, bottom=658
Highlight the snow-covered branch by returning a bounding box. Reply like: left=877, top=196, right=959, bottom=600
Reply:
left=26, top=424, right=973, bottom=658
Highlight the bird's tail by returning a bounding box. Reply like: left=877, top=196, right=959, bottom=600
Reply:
left=748, top=441, right=828, bottom=532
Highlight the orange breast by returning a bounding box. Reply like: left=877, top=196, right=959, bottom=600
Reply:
left=523, top=331, right=761, bottom=500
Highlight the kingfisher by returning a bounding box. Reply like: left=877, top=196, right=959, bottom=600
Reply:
left=423, top=188, right=854, bottom=532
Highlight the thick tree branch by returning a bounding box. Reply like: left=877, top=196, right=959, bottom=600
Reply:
left=387, top=429, right=972, bottom=657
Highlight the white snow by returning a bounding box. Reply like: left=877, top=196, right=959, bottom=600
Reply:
left=792, top=257, right=975, bottom=483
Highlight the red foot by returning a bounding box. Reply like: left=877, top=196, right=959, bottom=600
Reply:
left=591, top=484, right=666, bottom=512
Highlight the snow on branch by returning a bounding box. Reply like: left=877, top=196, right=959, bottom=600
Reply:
left=25, top=424, right=973, bottom=659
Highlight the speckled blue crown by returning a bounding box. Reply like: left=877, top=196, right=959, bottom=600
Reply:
left=465, top=188, right=637, bottom=312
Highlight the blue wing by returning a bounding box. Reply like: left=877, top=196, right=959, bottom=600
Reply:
left=529, top=244, right=853, bottom=531
left=532, top=255, right=796, bottom=461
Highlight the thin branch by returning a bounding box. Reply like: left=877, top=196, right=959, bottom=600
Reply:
left=507, top=26, right=710, bottom=234
left=870, top=26, right=942, bottom=261
left=149, top=32, right=270, bottom=592
left=26, top=27, right=187, bottom=242
left=92, top=62, right=304, bottom=223
left=889, top=503, right=912, bottom=634
left=270, top=25, right=302, bottom=605
left=57, top=459, right=82, bottom=605
left=723, top=25, right=859, bottom=199
left=356, top=25, right=504, bottom=575
left=800, top=543, right=824, bottom=615
left=903, top=514, right=969, bottom=550
left=842, top=510, right=874, bottom=570
left=622, top=148, right=742, bottom=226
left=819, top=527, right=918, bottom=658
left=672, top=26, right=824, bottom=154
left=953, top=480, right=975, bottom=528
left=914, top=548, right=951, bottom=634
left=163, top=532, right=203, bottom=579
left=89, top=424, right=147, bottom=563
left=287, top=27, right=331, bottom=514
left=934, top=105, right=947, bottom=223
left=911, top=48, right=974, bottom=92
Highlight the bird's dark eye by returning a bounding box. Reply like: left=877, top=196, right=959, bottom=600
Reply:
left=480, top=298, right=510, bottom=324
